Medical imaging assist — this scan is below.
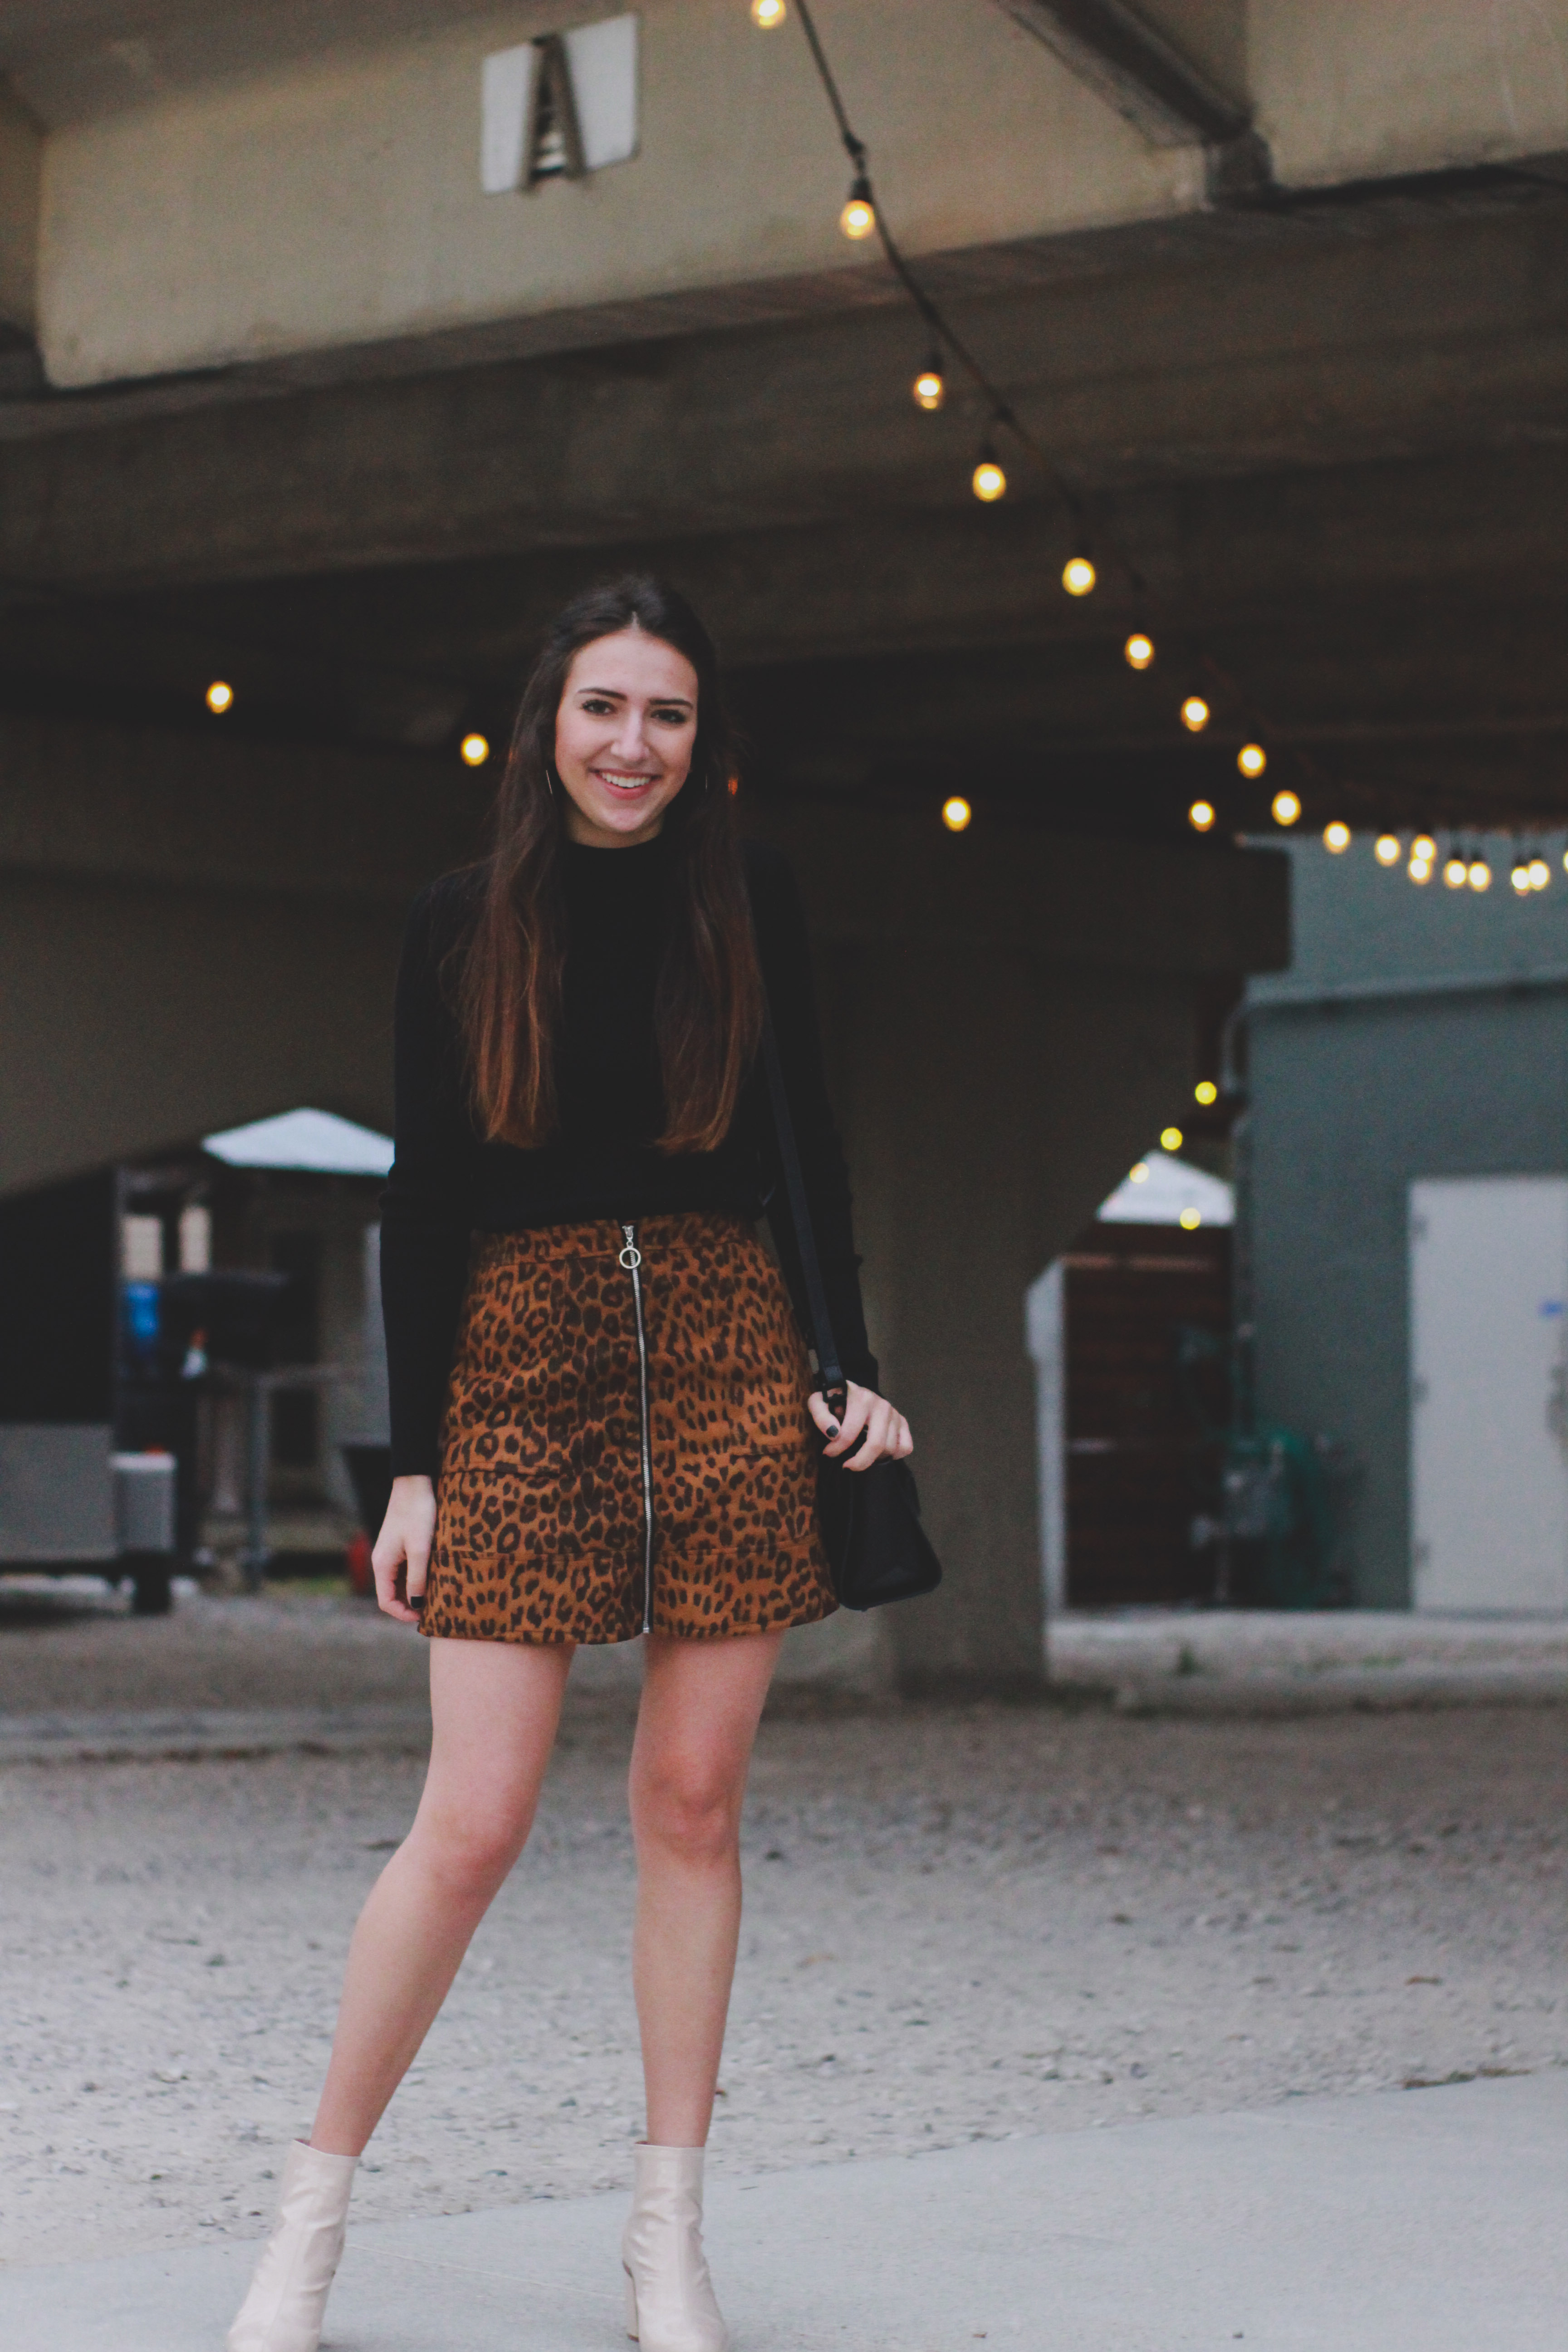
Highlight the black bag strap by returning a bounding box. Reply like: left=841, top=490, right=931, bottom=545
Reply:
left=760, top=996, right=846, bottom=1400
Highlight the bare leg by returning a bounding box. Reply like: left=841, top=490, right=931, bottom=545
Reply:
left=309, top=1637, right=574, bottom=2156
left=628, top=1629, right=784, bottom=2147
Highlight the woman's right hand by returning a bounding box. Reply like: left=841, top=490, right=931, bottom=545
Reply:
left=372, top=1474, right=437, bottom=1623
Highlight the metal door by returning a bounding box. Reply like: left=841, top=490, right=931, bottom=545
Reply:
left=1410, top=1176, right=1568, bottom=1613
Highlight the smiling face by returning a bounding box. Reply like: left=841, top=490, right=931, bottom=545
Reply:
left=553, top=627, right=700, bottom=848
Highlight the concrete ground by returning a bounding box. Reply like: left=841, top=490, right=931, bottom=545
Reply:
left=1, top=1576, right=1563, bottom=2350
left=1, top=1578, right=1563, bottom=2289
left=2, top=2069, right=1562, bottom=2351
left=1048, top=1608, right=1568, bottom=1711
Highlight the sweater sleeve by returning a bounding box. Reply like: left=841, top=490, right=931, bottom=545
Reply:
left=747, top=843, right=880, bottom=1396
left=380, top=885, right=478, bottom=1478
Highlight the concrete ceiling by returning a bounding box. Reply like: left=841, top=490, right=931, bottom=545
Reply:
left=0, top=0, right=511, bottom=125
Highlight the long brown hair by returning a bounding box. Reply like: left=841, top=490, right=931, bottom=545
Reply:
left=458, top=574, right=763, bottom=1154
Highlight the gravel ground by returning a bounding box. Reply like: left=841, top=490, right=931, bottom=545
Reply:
left=1, top=1595, right=1563, bottom=2270
left=0, top=1582, right=435, bottom=1718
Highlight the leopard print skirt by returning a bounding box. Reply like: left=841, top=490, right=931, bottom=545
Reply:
left=421, top=1211, right=837, bottom=1646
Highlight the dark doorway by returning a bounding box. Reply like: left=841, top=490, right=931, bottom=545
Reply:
left=1060, top=1220, right=1231, bottom=1607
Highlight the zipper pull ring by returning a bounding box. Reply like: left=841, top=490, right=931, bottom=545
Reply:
left=618, top=1221, right=642, bottom=1271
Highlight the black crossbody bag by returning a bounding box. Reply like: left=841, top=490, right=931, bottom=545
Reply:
left=760, top=1004, right=943, bottom=1612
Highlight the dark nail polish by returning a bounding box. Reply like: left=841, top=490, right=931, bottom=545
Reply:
left=826, top=1422, right=840, bottom=1439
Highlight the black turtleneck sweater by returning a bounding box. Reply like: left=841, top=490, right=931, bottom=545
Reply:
left=380, top=834, right=878, bottom=1476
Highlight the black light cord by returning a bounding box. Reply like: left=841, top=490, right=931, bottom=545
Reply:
left=792, top=0, right=1085, bottom=523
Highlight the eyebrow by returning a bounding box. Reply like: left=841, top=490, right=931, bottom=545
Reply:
left=574, top=683, right=694, bottom=709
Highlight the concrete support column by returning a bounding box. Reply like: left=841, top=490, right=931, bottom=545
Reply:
left=762, top=803, right=1289, bottom=1695
left=847, top=943, right=1205, bottom=1694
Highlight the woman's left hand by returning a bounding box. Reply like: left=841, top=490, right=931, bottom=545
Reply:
left=808, top=1381, right=913, bottom=1470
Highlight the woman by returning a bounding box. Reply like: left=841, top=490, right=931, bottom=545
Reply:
left=227, top=574, right=912, bottom=2352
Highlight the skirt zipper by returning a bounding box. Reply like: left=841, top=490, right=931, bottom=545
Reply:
left=619, top=1222, right=656, bottom=1635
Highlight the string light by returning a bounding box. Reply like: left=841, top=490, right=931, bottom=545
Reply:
left=460, top=732, right=489, bottom=766
left=1161, top=1126, right=1184, bottom=1151
left=1271, top=789, right=1301, bottom=827
left=839, top=175, right=875, bottom=240
left=1194, top=1079, right=1218, bottom=1105
left=1408, top=851, right=1433, bottom=884
left=1179, top=1206, right=1202, bottom=1231
left=206, top=680, right=233, bottom=714
left=1443, top=854, right=1468, bottom=888
left=911, top=357, right=945, bottom=411
left=1412, top=834, right=1437, bottom=863
left=972, top=447, right=1006, bottom=502
left=755, top=0, right=1371, bottom=854
left=1468, top=856, right=1492, bottom=892
left=1511, top=856, right=1532, bottom=895
left=1323, top=822, right=1352, bottom=853
left=941, top=795, right=972, bottom=832
left=1529, top=855, right=1551, bottom=890
left=1374, top=834, right=1402, bottom=866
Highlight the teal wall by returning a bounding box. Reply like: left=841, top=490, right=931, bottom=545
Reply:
left=1245, top=833, right=1568, bottom=1606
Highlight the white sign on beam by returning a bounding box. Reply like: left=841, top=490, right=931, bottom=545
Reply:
left=480, top=42, right=540, bottom=195
left=564, top=14, right=639, bottom=172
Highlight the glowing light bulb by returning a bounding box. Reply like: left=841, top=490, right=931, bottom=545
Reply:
left=1271, top=789, right=1301, bottom=827
left=1188, top=799, right=1215, bottom=832
left=1529, top=856, right=1550, bottom=890
left=1511, top=860, right=1532, bottom=895
left=972, top=457, right=1006, bottom=502
left=1323, top=821, right=1352, bottom=853
left=1238, top=742, right=1267, bottom=779
left=912, top=363, right=945, bottom=411
left=839, top=181, right=875, bottom=240
left=1179, top=1207, right=1202, bottom=1231
left=460, top=732, right=489, bottom=767
left=1468, top=858, right=1492, bottom=891
left=1181, top=695, right=1210, bottom=733
left=1374, top=834, right=1402, bottom=866
left=1408, top=857, right=1432, bottom=885
left=750, top=0, right=786, bottom=23
left=1161, top=1126, right=1184, bottom=1152
left=1411, top=834, right=1437, bottom=863
left=1194, top=1079, right=1218, bottom=1106
left=1129, top=1162, right=1150, bottom=1183
left=1443, top=856, right=1468, bottom=889
left=728, top=774, right=740, bottom=798
left=206, top=680, right=233, bottom=714
left=1062, top=555, right=1096, bottom=598
left=941, top=795, right=972, bottom=833
left=1124, top=632, right=1155, bottom=670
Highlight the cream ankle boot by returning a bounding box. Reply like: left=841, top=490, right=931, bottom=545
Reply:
left=226, top=2140, right=358, bottom=2352
left=620, top=2143, right=728, bottom=2352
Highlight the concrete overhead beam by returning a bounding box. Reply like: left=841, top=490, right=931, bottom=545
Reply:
left=0, top=196, right=1564, bottom=596
left=0, top=708, right=1288, bottom=978
left=27, top=438, right=1563, bottom=695
left=0, top=711, right=487, bottom=903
